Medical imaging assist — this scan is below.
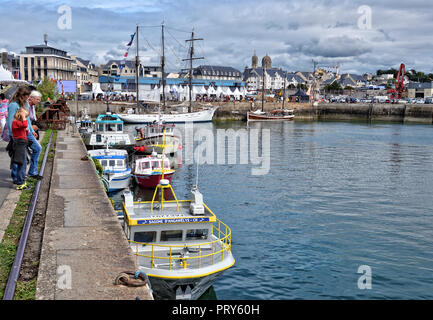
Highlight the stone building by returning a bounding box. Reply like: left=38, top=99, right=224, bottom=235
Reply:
left=19, top=42, right=75, bottom=82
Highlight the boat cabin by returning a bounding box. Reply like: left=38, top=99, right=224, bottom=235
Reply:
left=88, top=149, right=129, bottom=173
left=122, top=190, right=216, bottom=246
left=134, top=154, right=171, bottom=174
left=95, top=114, right=124, bottom=133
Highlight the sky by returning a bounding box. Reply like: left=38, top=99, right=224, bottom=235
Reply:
left=1, top=0, right=432, bottom=75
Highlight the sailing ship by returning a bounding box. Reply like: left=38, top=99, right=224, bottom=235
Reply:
left=116, top=24, right=218, bottom=124
left=247, top=69, right=296, bottom=122
left=121, top=128, right=235, bottom=299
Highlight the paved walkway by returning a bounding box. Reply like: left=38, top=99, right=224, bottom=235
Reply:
left=0, top=132, right=45, bottom=241
left=36, top=128, right=152, bottom=300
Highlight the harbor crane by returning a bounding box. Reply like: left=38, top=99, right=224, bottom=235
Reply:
left=388, top=63, right=406, bottom=99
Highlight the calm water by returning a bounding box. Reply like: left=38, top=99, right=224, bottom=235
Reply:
left=117, top=120, right=433, bottom=299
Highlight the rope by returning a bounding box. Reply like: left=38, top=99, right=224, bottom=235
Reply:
left=114, top=271, right=149, bottom=287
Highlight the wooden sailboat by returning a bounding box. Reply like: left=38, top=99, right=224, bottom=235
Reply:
left=117, top=24, right=218, bottom=124
left=247, top=69, right=295, bottom=122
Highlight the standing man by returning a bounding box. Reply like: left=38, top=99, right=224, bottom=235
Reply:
left=26, top=91, right=43, bottom=179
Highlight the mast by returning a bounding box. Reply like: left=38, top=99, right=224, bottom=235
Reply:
left=135, top=24, right=139, bottom=108
left=161, top=23, right=166, bottom=110
left=183, top=30, right=203, bottom=113
left=282, top=71, right=287, bottom=110
left=261, top=66, right=265, bottom=112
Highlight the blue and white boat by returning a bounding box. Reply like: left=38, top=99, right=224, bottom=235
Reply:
left=88, top=147, right=131, bottom=192
left=83, top=113, right=134, bottom=151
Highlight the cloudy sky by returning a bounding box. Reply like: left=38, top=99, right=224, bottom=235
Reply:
left=1, top=0, right=432, bottom=74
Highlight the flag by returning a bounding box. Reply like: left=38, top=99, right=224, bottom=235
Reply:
left=126, top=33, right=136, bottom=46
left=124, top=51, right=128, bottom=58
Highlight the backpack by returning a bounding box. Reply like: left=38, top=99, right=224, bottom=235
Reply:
left=1, top=122, right=10, bottom=142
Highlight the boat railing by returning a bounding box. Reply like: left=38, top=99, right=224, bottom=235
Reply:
left=128, top=217, right=232, bottom=271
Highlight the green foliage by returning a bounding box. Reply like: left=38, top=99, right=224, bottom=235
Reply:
left=93, top=158, right=103, bottom=176
left=36, top=78, right=59, bottom=102
left=324, top=81, right=342, bottom=92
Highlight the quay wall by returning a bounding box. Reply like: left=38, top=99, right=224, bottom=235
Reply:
left=68, top=101, right=433, bottom=124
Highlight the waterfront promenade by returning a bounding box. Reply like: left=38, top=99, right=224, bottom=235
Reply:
left=35, top=127, right=152, bottom=300
left=0, top=140, right=20, bottom=242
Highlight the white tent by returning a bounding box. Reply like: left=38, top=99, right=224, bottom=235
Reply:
left=215, top=86, right=224, bottom=97
left=0, top=65, right=27, bottom=84
left=92, top=83, right=104, bottom=95
left=233, top=87, right=241, bottom=100
left=223, top=87, right=233, bottom=96
left=207, top=86, right=216, bottom=95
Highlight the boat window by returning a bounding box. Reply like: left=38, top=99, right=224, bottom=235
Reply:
left=106, top=124, right=115, bottom=131
left=141, top=162, right=150, bottom=169
left=134, top=231, right=156, bottom=243
left=117, top=124, right=122, bottom=131
left=117, top=160, right=123, bottom=166
left=186, top=229, right=209, bottom=240
left=152, top=161, right=160, bottom=169
left=109, top=160, right=116, bottom=167
left=98, top=124, right=104, bottom=131
left=96, top=134, right=102, bottom=143
left=160, top=230, right=183, bottom=242
left=100, top=160, right=107, bottom=166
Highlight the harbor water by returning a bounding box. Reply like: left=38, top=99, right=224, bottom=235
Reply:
left=115, top=120, right=433, bottom=299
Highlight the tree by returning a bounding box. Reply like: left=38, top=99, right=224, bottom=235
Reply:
left=36, top=77, right=59, bottom=102
left=324, top=81, right=342, bottom=92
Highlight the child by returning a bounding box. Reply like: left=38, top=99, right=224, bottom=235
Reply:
left=11, top=108, right=30, bottom=190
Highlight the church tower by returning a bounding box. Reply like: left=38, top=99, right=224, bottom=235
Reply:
left=252, top=51, right=258, bottom=69
left=262, top=54, right=272, bottom=69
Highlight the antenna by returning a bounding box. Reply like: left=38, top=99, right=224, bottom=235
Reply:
left=195, top=147, right=200, bottom=188
left=43, top=34, right=48, bottom=46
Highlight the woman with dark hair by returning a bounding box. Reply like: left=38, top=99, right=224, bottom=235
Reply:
left=6, top=86, right=40, bottom=185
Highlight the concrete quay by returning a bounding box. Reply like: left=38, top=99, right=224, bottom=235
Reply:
left=69, top=100, right=433, bottom=124
left=36, top=128, right=152, bottom=300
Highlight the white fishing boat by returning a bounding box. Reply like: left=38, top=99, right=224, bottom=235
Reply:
left=135, top=122, right=181, bottom=155
left=88, top=147, right=131, bottom=192
left=82, top=113, right=134, bottom=151
left=121, top=128, right=234, bottom=300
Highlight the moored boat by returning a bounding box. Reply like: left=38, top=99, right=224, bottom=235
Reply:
left=88, top=147, right=131, bottom=192
left=121, top=184, right=235, bottom=300
left=135, top=122, right=181, bottom=155
left=83, top=113, right=134, bottom=151
left=133, top=152, right=175, bottom=188
left=247, top=108, right=295, bottom=121
left=117, top=106, right=218, bottom=124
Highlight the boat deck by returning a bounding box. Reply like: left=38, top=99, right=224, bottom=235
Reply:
left=133, top=238, right=228, bottom=271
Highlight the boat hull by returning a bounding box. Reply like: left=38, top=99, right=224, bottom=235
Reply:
left=135, top=172, right=174, bottom=188
left=117, top=107, right=218, bottom=124
left=247, top=112, right=295, bottom=121
left=106, top=172, right=131, bottom=191
left=147, top=270, right=227, bottom=300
